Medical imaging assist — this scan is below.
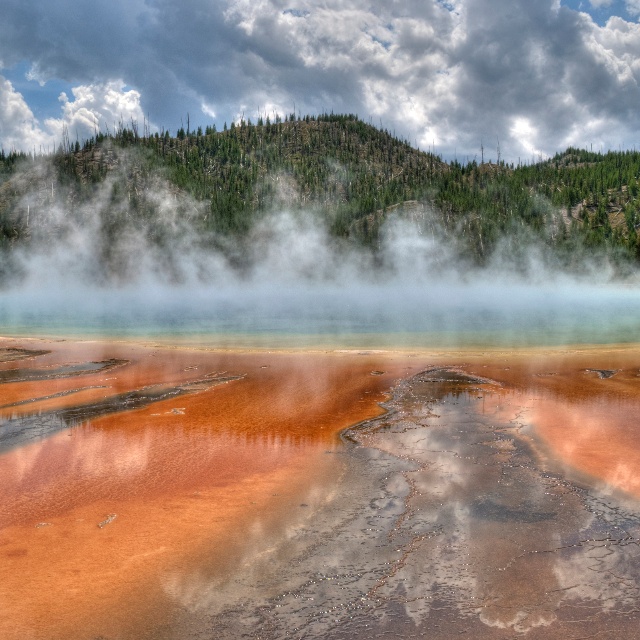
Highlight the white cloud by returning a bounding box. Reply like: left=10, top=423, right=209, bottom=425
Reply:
left=510, top=117, right=545, bottom=158
left=25, top=63, right=47, bottom=87
left=0, top=77, right=150, bottom=152
left=201, top=102, right=216, bottom=119
left=45, top=80, right=148, bottom=142
left=624, top=0, right=640, bottom=16
left=0, top=75, right=49, bottom=152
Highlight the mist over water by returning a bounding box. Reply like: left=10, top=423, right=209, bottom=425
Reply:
left=5, top=159, right=640, bottom=640
left=2, top=156, right=640, bottom=348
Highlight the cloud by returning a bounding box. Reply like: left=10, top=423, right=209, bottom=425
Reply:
left=2, top=1, right=640, bottom=159
left=0, top=75, right=147, bottom=152
left=0, top=75, right=47, bottom=152
left=625, top=0, right=640, bottom=15
left=46, top=80, right=147, bottom=141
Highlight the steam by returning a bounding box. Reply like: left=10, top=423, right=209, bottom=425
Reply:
left=1, top=150, right=640, bottom=347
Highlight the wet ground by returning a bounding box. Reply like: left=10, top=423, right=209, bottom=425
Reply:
left=0, top=338, right=419, bottom=640
left=179, top=363, right=640, bottom=639
left=2, top=339, right=640, bottom=639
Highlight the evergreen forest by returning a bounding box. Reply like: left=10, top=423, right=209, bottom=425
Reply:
left=2, top=113, right=640, bottom=283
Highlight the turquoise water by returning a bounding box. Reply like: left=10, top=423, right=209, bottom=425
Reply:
left=1, top=282, right=639, bottom=348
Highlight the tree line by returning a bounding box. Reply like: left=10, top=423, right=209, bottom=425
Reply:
left=1, top=115, right=640, bottom=278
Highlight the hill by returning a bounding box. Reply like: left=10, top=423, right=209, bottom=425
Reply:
left=1, top=114, right=640, bottom=283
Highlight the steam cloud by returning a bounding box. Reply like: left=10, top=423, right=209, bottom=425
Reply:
left=1, top=151, right=640, bottom=348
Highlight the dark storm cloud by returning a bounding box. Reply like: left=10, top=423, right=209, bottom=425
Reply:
left=0, top=0, right=149, bottom=79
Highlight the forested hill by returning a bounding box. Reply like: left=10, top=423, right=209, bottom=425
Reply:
left=2, top=113, right=640, bottom=280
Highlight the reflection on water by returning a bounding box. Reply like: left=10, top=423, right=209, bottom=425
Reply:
left=164, top=364, right=640, bottom=639
left=3, top=339, right=640, bottom=638
left=0, top=357, right=126, bottom=384
left=0, top=339, right=410, bottom=640
left=0, top=372, right=241, bottom=453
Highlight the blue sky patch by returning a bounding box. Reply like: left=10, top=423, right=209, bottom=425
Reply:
left=2, top=61, right=73, bottom=124
left=561, top=0, right=638, bottom=26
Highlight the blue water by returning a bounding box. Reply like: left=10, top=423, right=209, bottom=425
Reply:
left=1, top=282, right=639, bottom=348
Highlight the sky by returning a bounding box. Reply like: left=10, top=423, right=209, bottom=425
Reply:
left=2, top=0, right=640, bottom=162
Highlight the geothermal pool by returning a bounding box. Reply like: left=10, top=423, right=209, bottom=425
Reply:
left=2, top=334, right=640, bottom=639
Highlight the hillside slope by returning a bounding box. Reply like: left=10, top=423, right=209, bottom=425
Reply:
left=2, top=115, right=640, bottom=283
